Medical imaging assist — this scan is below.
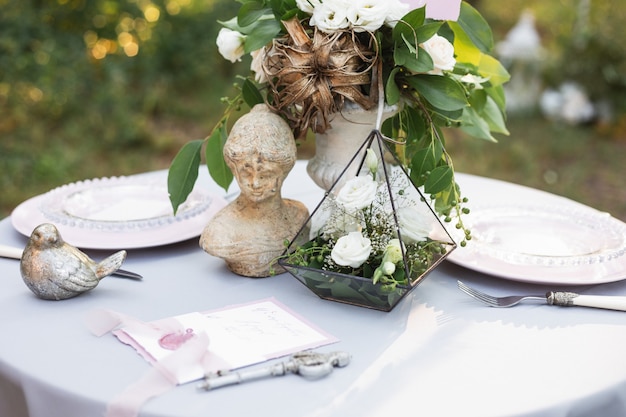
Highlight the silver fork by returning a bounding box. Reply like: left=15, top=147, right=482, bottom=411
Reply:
left=457, top=280, right=546, bottom=308
left=457, top=280, right=626, bottom=311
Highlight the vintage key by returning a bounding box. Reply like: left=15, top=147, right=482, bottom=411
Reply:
left=197, top=350, right=351, bottom=391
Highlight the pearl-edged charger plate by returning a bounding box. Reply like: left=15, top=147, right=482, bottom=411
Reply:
left=11, top=172, right=227, bottom=250
left=447, top=173, right=626, bottom=285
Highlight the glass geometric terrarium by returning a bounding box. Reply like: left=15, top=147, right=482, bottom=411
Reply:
left=279, top=130, right=457, bottom=311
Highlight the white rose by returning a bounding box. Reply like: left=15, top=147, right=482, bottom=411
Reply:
left=420, top=34, right=456, bottom=75
left=347, top=0, right=388, bottom=32
left=331, top=231, right=372, bottom=268
left=397, top=205, right=434, bottom=243
left=336, top=175, right=378, bottom=210
left=295, top=0, right=322, bottom=14
left=385, top=0, right=411, bottom=27
left=309, top=0, right=351, bottom=33
left=250, top=47, right=267, bottom=83
left=216, top=28, right=246, bottom=63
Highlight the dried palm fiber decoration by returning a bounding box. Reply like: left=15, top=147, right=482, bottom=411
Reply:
left=263, top=17, right=379, bottom=138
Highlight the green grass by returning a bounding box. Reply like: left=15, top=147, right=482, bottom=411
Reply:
left=447, top=114, right=626, bottom=222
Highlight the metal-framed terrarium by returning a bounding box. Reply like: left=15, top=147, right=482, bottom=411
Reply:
left=278, top=129, right=457, bottom=311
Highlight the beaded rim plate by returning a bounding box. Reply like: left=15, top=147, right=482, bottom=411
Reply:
left=41, top=176, right=211, bottom=231
left=447, top=202, right=626, bottom=285
left=11, top=172, right=227, bottom=250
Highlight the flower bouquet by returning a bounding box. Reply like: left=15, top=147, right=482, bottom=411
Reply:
left=168, top=0, right=510, bottom=248
left=278, top=130, right=456, bottom=311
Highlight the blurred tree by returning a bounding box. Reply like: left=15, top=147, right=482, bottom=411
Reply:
left=478, top=0, right=626, bottom=137
left=0, top=0, right=243, bottom=214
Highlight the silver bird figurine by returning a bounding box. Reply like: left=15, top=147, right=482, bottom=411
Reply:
left=20, top=223, right=127, bottom=300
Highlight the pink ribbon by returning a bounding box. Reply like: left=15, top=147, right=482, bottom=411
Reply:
left=401, top=0, right=462, bottom=21
left=85, top=309, right=211, bottom=417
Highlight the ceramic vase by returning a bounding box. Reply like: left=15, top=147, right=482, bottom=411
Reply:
left=306, top=102, right=398, bottom=191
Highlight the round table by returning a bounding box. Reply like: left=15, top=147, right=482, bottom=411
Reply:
left=2, top=162, right=626, bottom=417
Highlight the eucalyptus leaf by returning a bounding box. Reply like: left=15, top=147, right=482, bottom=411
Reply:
left=168, top=139, right=203, bottom=214
left=424, top=165, right=453, bottom=195
left=457, top=2, right=494, bottom=52
left=393, top=43, right=410, bottom=66
left=244, top=18, right=282, bottom=52
left=468, top=89, right=487, bottom=112
left=411, top=139, right=443, bottom=175
left=477, top=54, right=510, bottom=87
left=395, top=43, right=433, bottom=74
left=409, top=146, right=441, bottom=187
left=385, top=67, right=401, bottom=105
left=433, top=184, right=456, bottom=214
left=206, top=126, right=234, bottom=191
left=242, top=78, right=264, bottom=107
left=238, top=1, right=268, bottom=28
left=387, top=109, right=423, bottom=163
left=406, top=75, right=468, bottom=111
left=437, top=23, right=455, bottom=44
left=460, top=106, right=497, bottom=142
left=485, top=84, right=507, bottom=114
left=392, top=7, right=425, bottom=43
left=416, top=22, right=443, bottom=43
left=410, top=149, right=435, bottom=185
left=278, top=8, right=299, bottom=21
left=450, top=21, right=482, bottom=66
left=218, top=17, right=244, bottom=32
left=404, top=106, right=427, bottom=134
left=480, top=96, right=509, bottom=135
left=399, top=33, right=418, bottom=55
left=429, top=107, right=463, bottom=125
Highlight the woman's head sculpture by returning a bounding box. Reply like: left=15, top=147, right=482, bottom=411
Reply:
left=200, top=104, right=310, bottom=277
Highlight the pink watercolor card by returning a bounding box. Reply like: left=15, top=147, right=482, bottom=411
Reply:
left=114, top=298, right=338, bottom=384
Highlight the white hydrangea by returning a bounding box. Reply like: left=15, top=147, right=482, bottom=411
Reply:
left=385, top=0, right=411, bottom=27
left=309, top=0, right=351, bottom=33
left=304, top=0, right=411, bottom=33
left=346, top=0, right=389, bottom=32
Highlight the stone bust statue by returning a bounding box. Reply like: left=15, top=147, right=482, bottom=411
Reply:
left=200, top=104, right=310, bottom=277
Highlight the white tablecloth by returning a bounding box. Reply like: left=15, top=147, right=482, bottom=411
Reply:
left=1, top=161, right=626, bottom=417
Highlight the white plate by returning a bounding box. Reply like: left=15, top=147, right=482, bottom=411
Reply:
left=11, top=173, right=227, bottom=250
left=467, top=204, right=626, bottom=267
left=447, top=174, right=626, bottom=285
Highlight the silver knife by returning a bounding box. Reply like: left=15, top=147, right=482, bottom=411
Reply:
left=0, top=244, right=143, bottom=280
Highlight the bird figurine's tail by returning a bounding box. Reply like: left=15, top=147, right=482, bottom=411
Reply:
left=96, top=250, right=127, bottom=279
